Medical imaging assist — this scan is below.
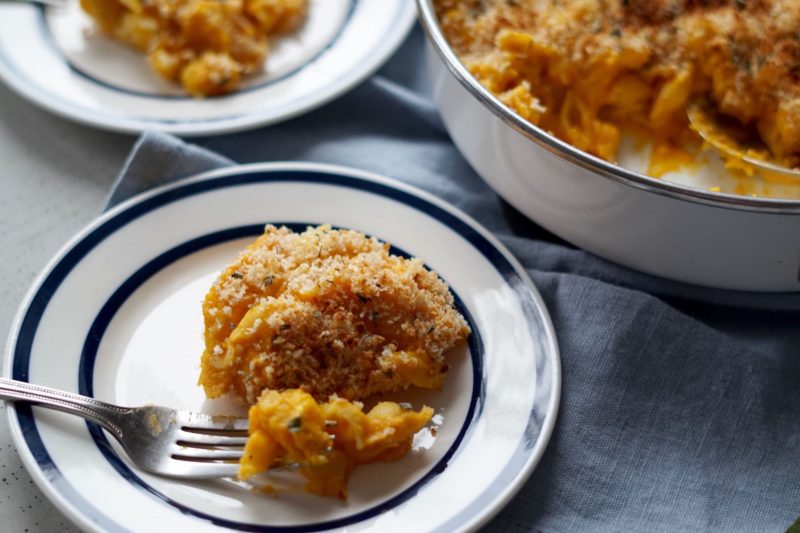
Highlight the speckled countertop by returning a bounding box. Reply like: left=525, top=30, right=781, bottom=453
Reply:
left=0, top=82, right=133, bottom=532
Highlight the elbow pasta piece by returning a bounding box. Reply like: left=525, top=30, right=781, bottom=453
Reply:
left=650, top=69, right=693, bottom=126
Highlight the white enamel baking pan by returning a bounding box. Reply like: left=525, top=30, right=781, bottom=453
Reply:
left=417, top=0, right=800, bottom=292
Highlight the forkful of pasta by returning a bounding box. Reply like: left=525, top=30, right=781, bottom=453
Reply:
left=0, top=377, right=435, bottom=498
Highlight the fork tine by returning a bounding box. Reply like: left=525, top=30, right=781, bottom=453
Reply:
left=171, top=447, right=243, bottom=461
left=163, top=461, right=240, bottom=479
left=180, top=427, right=248, bottom=437
left=178, top=411, right=249, bottom=432
left=176, top=432, right=248, bottom=447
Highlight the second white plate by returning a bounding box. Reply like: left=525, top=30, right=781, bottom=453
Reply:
left=0, top=0, right=414, bottom=135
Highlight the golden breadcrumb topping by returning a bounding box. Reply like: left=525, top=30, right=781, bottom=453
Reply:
left=80, top=0, right=307, bottom=96
left=436, top=0, right=800, bottom=170
left=239, top=389, right=433, bottom=499
left=199, top=225, right=470, bottom=405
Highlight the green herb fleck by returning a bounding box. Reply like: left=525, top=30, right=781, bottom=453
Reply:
left=287, top=417, right=302, bottom=432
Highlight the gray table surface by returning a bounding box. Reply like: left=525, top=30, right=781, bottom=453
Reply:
left=0, top=81, right=134, bottom=532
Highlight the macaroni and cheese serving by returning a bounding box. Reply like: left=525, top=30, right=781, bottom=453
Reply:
left=435, top=0, right=800, bottom=177
left=200, top=225, right=470, bottom=497
left=80, top=0, right=307, bottom=96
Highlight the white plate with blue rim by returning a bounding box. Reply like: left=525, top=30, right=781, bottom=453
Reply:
left=4, top=163, right=560, bottom=532
left=0, top=0, right=413, bottom=135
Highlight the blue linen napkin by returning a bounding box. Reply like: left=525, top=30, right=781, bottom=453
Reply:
left=109, top=25, right=800, bottom=532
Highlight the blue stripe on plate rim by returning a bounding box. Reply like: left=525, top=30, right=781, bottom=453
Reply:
left=0, top=3, right=413, bottom=133
left=34, top=0, right=358, bottom=100
left=5, top=163, right=560, bottom=532
left=76, top=222, right=484, bottom=531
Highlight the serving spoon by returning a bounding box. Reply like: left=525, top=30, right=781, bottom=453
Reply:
left=686, top=100, right=800, bottom=180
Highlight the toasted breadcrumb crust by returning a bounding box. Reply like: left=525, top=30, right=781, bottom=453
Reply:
left=199, top=225, right=471, bottom=404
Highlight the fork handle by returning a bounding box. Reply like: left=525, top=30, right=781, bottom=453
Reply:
left=0, top=378, right=130, bottom=438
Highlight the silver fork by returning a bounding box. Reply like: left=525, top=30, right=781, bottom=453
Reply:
left=0, top=378, right=248, bottom=479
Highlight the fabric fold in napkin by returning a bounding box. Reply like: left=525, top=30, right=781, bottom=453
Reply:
left=106, top=132, right=233, bottom=208
left=108, top=26, right=800, bottom=533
